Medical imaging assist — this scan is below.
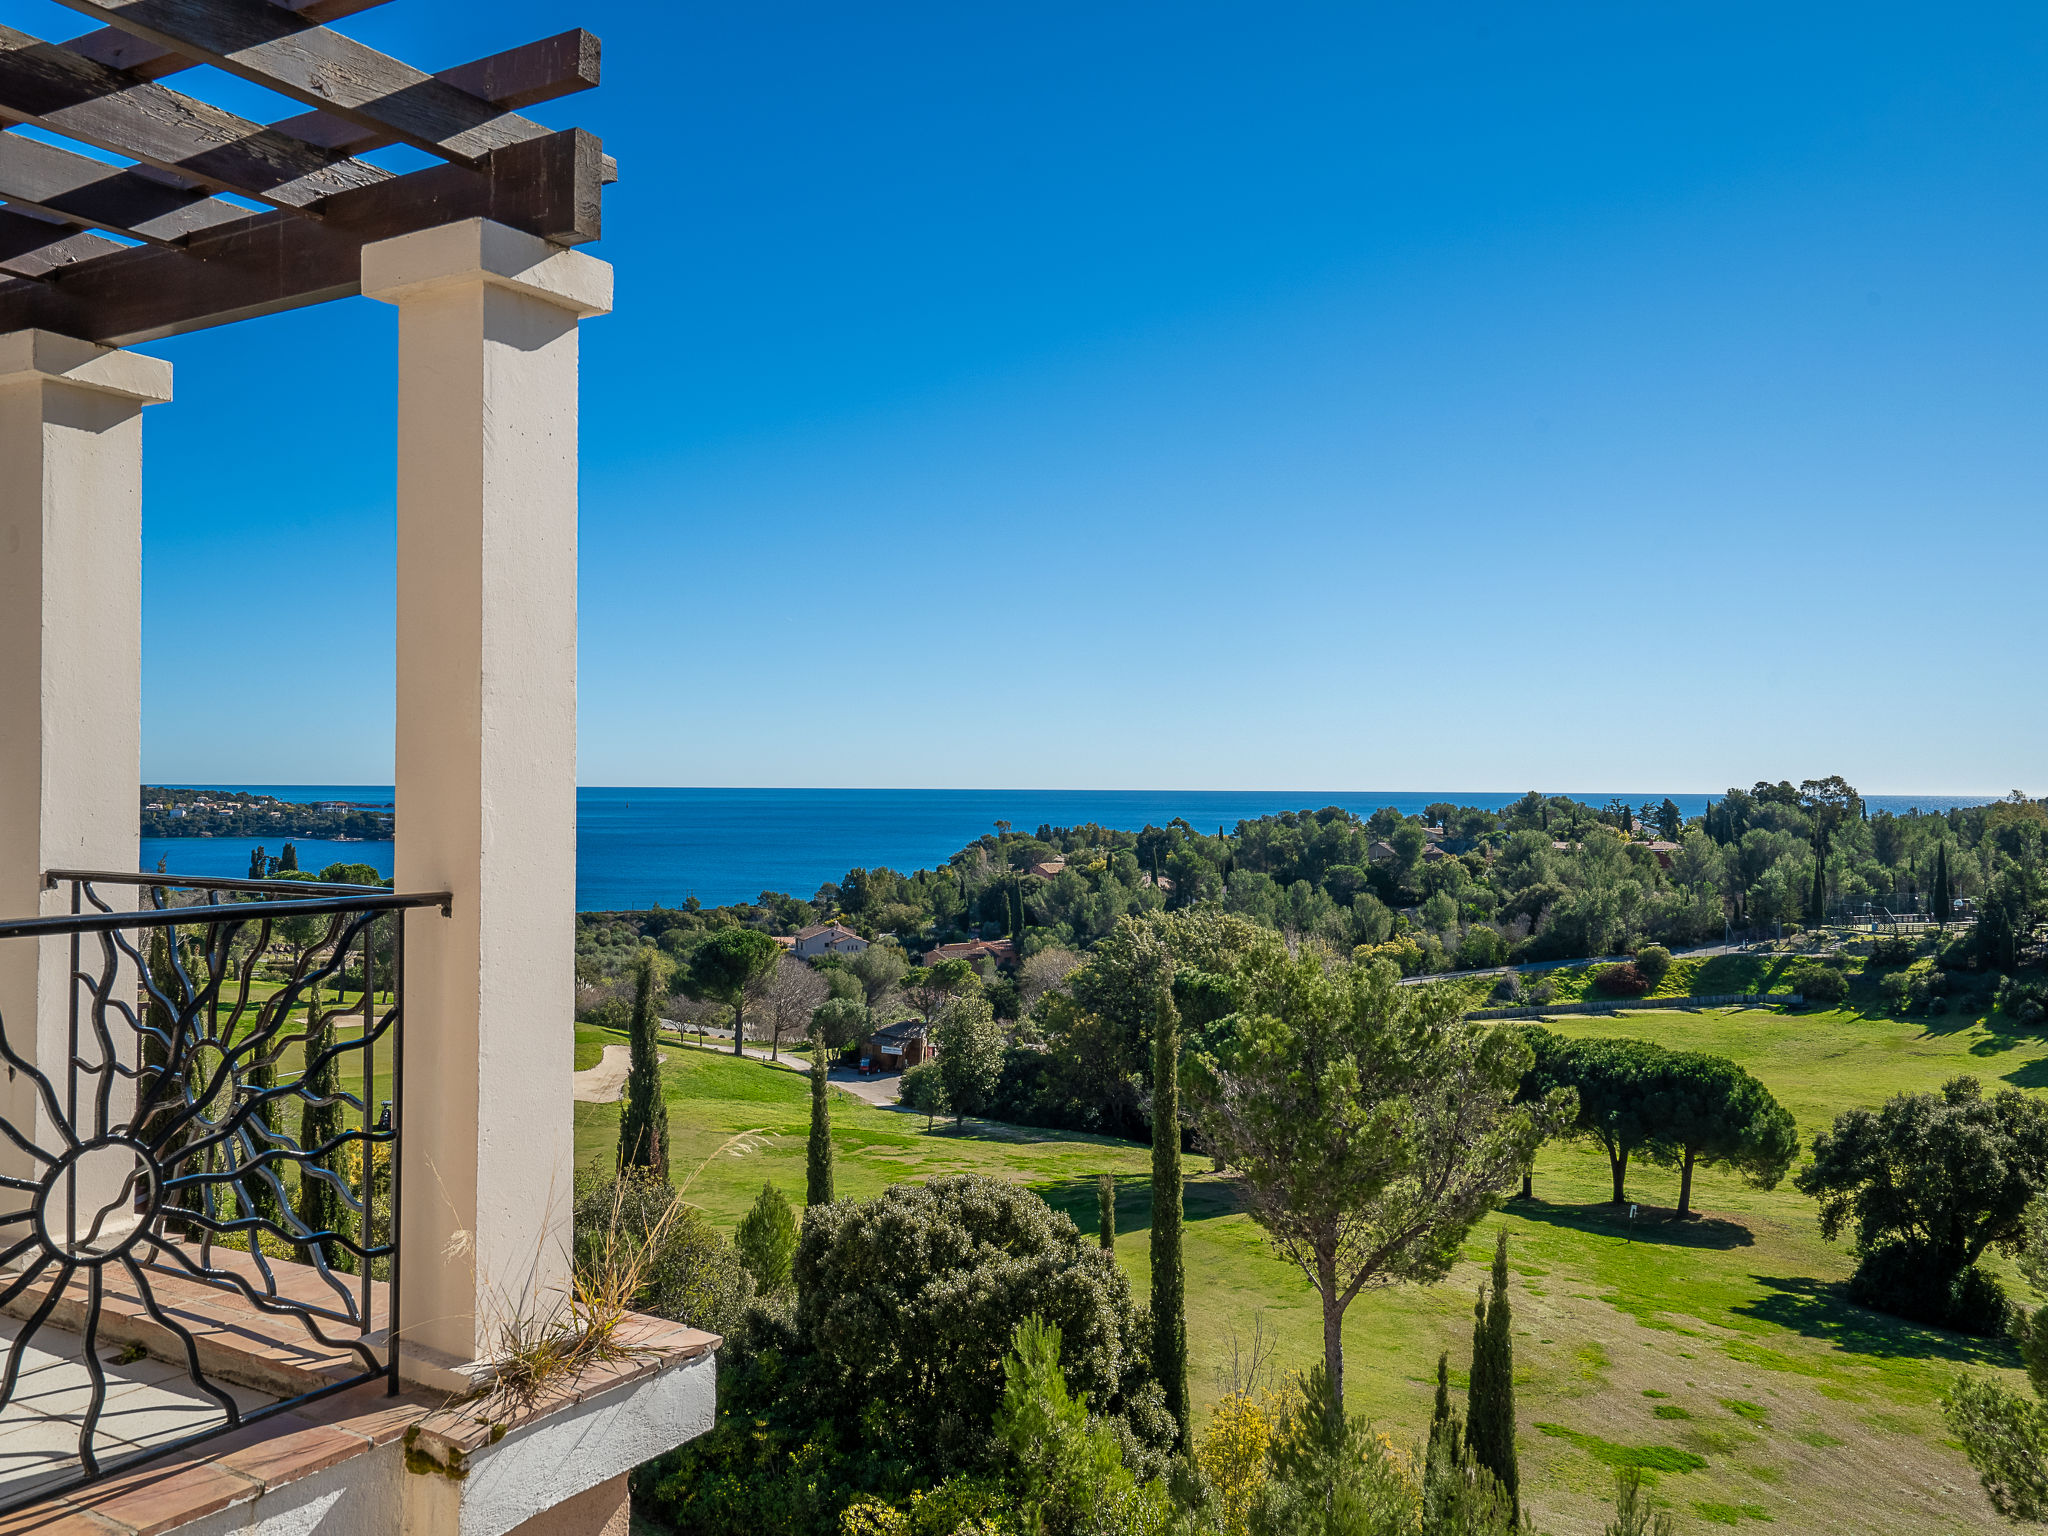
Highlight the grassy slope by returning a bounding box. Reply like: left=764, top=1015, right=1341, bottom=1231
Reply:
left=575, top=1001, right=2046, bottom=1536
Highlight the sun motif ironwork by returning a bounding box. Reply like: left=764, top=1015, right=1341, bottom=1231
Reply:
left=0, top=872, right=439, bottom=1510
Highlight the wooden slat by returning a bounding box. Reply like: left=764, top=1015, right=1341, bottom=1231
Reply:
left=57, top=0, right=387, bottom=82
left=0, top=24, right=387, bottom=208
left=49, top=0, right=556, bottom=167
left=0, top=209, right=123, bottom=274
left=0, top=127, right=602, bottom=345
left=270, top=29, right=599, bottom=156
left=0, top=33, right=602, bottom=244
left=0, top=132, right=239, bottom=243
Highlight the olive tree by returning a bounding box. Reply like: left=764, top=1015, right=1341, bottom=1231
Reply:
left=1186, top=952, right=1573, bottom=1424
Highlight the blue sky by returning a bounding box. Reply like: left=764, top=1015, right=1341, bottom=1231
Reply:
left=81, top=1, right=2047, bottom=794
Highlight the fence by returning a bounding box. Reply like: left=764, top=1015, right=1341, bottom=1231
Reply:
left=1468, top=992, right=1804, bottom=1022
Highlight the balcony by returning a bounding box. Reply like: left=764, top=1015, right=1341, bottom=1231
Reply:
left=0, top=875, right=715, bottom=1533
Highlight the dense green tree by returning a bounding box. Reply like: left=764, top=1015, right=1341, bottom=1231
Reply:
left=791, top=1174, right=1173, bottom=1477
left=900, top=1058, right=949, bottom=1130
left=684, top=926, right=782, bottom=1056
left=618, top=947, right=671, bottom=1179
left=934, top=993, right=1004, bottom=1127
left=1645, top=1051, right=1799, bottom=1219
left=1185, top=952, right=1572, bottom=1425
left=904, top=957, right=979, bottom=1024
left=735, top=1181, right=799, bottom=1296
left=808, top=994, right=869, bottom=1050
left=1797, top=1075, right=2048, bottom=1331
left=993, top=1316, right=1143, bottom=1534
left=1943, top=1194, right=2048, bottom=1522
left=1465, top=1230, right=1519, bottom=1524
left=807, top=1030, right=834, bottom=1205
left=1521, top=1031, right=1665, bottom=1204
left=1934, top=841, right=1954, bottom=928
left=1097, top=1172, right=1115, bottom=1252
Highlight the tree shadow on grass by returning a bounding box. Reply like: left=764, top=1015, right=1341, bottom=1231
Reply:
left=1508, top=1196, right=1755, bottom=1250
left=1733, top=1274, right=2018, bottom=1369
left=1035, top=1172, right=1244, bottom=1237
left=2002, top=1057, right=2048, bottom=1089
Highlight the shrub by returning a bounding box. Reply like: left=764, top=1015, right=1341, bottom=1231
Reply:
left=735, top=1182, right=798, bottom=1297
left=1491, top=973, right=1523, bottom=1004
left=578, top=996, right=630, bottom=1030
left=1846, top=1241, right=2012, bottom=1336
left=1634, top=946, right=1673, bottom=989
left=1869, top=935, right=1917, bottom=967
left=1940, top=936, right=1980, bottom=971
left=793, top=1175, right=1174, bottom=1478
left=1595, top=962, right=1651, bottom=997
left=1526, top=978, right=1556, bottom=1006
left=1795, top=966, right=1849, bottom=1004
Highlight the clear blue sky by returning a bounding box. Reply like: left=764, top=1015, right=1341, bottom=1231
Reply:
left=96, top=1, right=2046, bottom=794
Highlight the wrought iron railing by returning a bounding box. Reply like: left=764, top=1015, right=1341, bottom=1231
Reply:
left=0, top=870, right=449, bottom=1513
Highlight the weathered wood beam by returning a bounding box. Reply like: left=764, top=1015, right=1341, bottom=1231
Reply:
left=0, top=207, right=122, bottom=272
left=50, top=0, right=556, bottom=167
left=0, top=33, right=604, bottom=243
left=0, top=132, right=238, bottom=243
left=270, top=29, right=599, bottom=156
left=0, top=127, right=602, bottom=345
left=0, top=25, right=387, bottom=208
left=57, top=0, right=387, bottom=82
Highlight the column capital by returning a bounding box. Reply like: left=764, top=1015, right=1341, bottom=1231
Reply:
left=361, top=219, right=612, bottom=318
left=0, top=331, right=172, bottom=404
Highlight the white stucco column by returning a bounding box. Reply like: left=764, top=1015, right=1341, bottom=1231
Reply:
left=0, top=332, right=170, bottom=1191
left=363, top=220, right=611, bottom=1380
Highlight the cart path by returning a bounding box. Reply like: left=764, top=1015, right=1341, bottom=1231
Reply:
left=573, top=1042, right=672, bottom=1103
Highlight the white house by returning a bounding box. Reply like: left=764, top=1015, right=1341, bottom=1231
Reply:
left=794, top=922, right=869, bottom=960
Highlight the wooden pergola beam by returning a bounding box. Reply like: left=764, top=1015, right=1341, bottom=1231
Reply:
left=0, top=24, right=386, bottom=209
left=0, top=31, right=602, bottom=246
left=270, top=28, right=600, bottom=157
left=51, top=0, right=557, bottom=167
left=0, top=127, right=602, bottom=345
left=55, top=0, right=387, bottom=82
left=0, top=208, right=120, bottom=272
left=0, top=133, right=234, bottom=244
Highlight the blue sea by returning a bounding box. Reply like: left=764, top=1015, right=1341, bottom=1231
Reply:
left=142, top=786, right=2002, bottom=913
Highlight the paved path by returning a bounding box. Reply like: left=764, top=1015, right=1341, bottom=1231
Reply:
left=572, top=1042, right=673, bottom=1103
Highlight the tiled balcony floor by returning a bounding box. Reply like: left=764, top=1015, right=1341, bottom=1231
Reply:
left=0, top=1316, right=276, bottom=1508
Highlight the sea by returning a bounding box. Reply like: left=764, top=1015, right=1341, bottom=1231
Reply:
left=141, top=786, right=2003, bottom=914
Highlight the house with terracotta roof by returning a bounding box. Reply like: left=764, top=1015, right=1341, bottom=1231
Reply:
left=793, top=921, right=869, bottom=959
left=1026, top=857, right=1067, bottom=879
left=923, top=937, right=1019, bottom=967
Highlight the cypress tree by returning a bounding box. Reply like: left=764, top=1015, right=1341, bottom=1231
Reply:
left=807, top=1028, right=834, bottom=1205
left=1466, top=1230, right=1520, bottom=1524
left=1934, top=843, right=1953, bottom=928
left=1807, top=850, right=1827, bottom=926
left=618, top=949, right=670, bottom=1179
left=1097, top=1172, right=1116, bottom=1251
left=1150, top=968, right=1189, bottom=1448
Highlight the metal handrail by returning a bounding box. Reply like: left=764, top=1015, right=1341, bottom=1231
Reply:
left=0, top=869, right=441, bottom=1513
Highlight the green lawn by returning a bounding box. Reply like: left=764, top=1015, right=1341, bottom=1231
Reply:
left=575, top=1003, right=2048, bottom=1535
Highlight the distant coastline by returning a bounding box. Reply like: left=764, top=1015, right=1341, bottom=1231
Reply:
left=141, top=786, right=392, bottom=842
left=138, top=785, right=2004, bottom=913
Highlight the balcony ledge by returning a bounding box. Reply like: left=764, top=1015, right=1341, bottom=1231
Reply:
left=0, top=1288, right=716, bottom=1536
